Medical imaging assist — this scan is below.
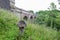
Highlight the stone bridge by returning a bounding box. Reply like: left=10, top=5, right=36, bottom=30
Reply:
left=0, top=0, right=36, bottom=20
left=15, top=7, right=36, bottom=20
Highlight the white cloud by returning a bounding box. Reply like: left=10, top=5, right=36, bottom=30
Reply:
left=15, top=0, right=59, bottom=12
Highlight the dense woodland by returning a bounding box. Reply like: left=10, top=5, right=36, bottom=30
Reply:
left=34, top=2, right=60, bottom=31
left=35, top=10, right=60, bottom=31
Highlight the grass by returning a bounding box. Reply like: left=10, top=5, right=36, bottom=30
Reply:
left=0, top=9, right=19, bottom=40
left=0, top=9, right=60, bottom=40
left=20, top=23, right=58, bottom=40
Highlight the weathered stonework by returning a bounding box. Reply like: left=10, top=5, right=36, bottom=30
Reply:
left=0, top=0, right=15, bottom=10
left=9, top=0, right=15, bottom=12
left=0, top=0, right=11, bottom=10
left=0, top=0, right=36, bottom=20
left=15, top=7, right=36, bottom=20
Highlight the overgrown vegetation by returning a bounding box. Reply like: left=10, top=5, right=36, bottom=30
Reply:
left=0, top=9, right=60, bottom=40
left=0, top=9, right=19, bottom=40
left=34, top=2, right=60, bottom=31
left=35, top=10, right=60, bottom=31
left=22, top=23, right=58, bottom=40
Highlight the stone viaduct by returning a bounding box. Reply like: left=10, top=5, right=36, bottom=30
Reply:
left=0, top=0, right=36, bottom=20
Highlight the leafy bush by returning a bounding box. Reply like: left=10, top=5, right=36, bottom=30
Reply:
left=0, top=9, right=19, bottom=40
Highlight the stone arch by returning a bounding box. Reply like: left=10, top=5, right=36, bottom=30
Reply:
left=30, top=16, right=33, bottom=19
left=23, top=16, right=28, bottom=20
left=34, top=16, right=36, bottom=18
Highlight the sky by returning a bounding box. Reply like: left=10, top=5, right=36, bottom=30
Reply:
left=15, top=0, right=59, bottom=12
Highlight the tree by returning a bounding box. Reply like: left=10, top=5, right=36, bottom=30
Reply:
left=29, top=10, right=34, bottom=13
left=58, top=0, right=60, bottom=5
left=49, top=2, right=57, bottom=10
left=47, top=2, right=57, bottom=28
left=57, top=0, right=60, bottom=9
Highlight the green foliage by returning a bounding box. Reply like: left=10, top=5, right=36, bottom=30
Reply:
left=0, top=9, right=19, bottom=40
left=58, top=0, right=60, bottom=5
left=49, top=2, right=56, bottom=10
left=0, top=9, right=60, bottom=40
left=28, top=10, right=34, bottom=13
left=35, top=10, right=60, bottom=31
left=0, top=10, right=60, bottom=40
left=20, top=23, right=58, bottom=40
